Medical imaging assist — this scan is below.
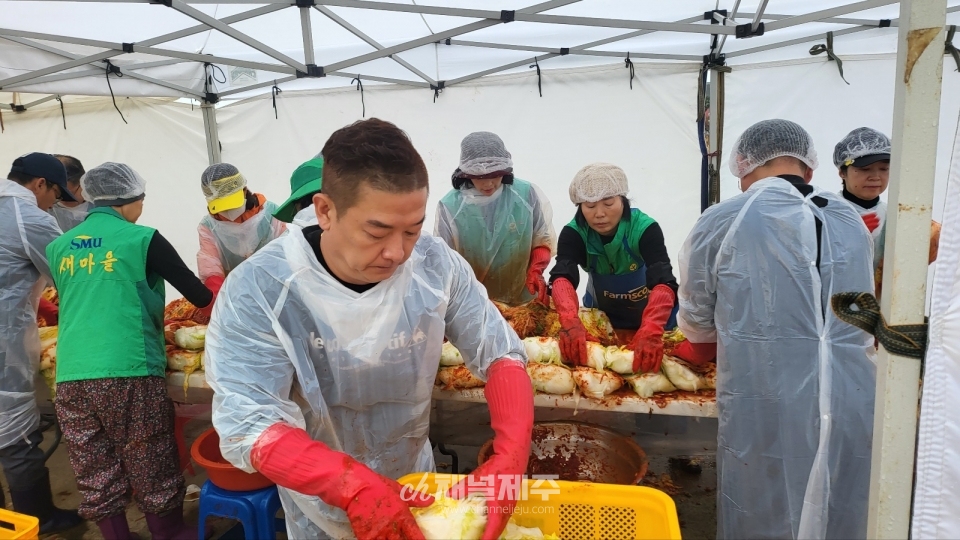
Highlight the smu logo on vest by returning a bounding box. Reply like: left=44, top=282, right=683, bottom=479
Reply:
left=603, top=285, right=650, bottom=303
left=310, top=329, right=428, bottom=353
left=70, top=235, right=103, bottom=250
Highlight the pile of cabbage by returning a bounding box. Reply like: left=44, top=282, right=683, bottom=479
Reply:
left=437, top=334, right=715, bottom=401
left=412, top=495, right=560, bottom=540
left=164, top=320, right=207, bottom=397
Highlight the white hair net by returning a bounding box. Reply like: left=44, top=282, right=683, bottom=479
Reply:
left=833, top=127, right=891, bottom=168
left=458, top=132, right=513, bottom=176
left=80, top=162, right=146, bottom=203
left=201, top=163, right=247, bottom=202
left=568, top=163, right=629, bottom=204
left=729, top=119, right=819, bottom=179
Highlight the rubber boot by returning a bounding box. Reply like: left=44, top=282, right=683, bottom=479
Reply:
left=145, top=504, right=198, bottom=540
left=97, top=513, right=134, bottom=540
left=8, top=469, right=83, bottom=534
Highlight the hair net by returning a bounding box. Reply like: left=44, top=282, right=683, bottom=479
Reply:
left=833, top=127, right=891, bottom=168
left=458, top=132, right=513, bottom=176
left=80, top=162, right=146, bottom=203
left=201, top=163, right=247, bottom=201
left=568, top=163, right=629, bottom=204
left=729, top=119, right=819, bottom=179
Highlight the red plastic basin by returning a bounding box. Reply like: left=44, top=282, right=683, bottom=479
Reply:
left=190, top=427, right=275, bottom=492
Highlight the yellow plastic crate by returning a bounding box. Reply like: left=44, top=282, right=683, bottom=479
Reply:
left=399, top=473, right=681, bottom=540
left=0, top=509, right=39, bottom=540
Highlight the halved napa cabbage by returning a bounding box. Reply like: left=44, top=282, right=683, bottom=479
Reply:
left=527, top=363, right=576, bottom=395
left=413, top=495, right=487, bottom=540
left=661, top=355, right=715, bottom=392
left=585, top=342, right=607, bottom=372
left=436, top=366, right=485, bottom=390
left=440, top=342, right=466, bottom=366
left=625, top=372, right=677, bottom=398
left=603, top=346, right=636, bottom=375
left=522, top=337, right=562, bottom=365
left=572, top=366, right=623, bottom=399
left=174, top=325, right=207, bottom=351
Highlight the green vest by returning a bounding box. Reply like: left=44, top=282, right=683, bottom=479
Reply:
left=568, top=208, right=656, bottom=275
left=47, top=207, right=166, bottom=382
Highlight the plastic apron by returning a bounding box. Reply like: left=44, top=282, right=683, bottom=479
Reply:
left=198, top=201, right=280, bottom=277
left=205, top=231, right=523, bottom=539
left=582, top=236, right=678, bottom=331
left=0, top=180, right=62, bottom=450
left=292, top=206, right=319, bottom=228
left=678, top=178, right=876, bottom=539
left=840, top=192, right=887, bottom=274
left=49, top=200, right=93, bottom=232
left=436, top=179, right=553, bottom=306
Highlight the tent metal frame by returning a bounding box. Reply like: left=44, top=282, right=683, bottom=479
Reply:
left=0, top=4, right=954, bottom=535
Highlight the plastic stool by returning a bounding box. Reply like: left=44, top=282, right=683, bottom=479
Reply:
left=197, top=481, right=285, bottom=540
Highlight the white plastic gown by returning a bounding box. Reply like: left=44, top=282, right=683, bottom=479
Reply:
left=196, top=201, right=285, bottom=280
left=292, top=206, right=319, bottom=228
left=49, top=200, right=93, bottom=232
left=841, top=192, right=887, bottom=274
left=435, top=179, right=555, bottom=306
left=205, top=230, right=525, bottom=539
left=678, top=177, right=876, bottom=539
left=0, top=179, right=63, bottom=450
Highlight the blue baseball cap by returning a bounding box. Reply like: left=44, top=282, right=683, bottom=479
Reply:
left=10, top=152, right=76, bottom=202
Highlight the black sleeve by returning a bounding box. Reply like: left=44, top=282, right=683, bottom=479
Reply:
left=637, top=223, right=679, bottom=293
left=146, top=231, right=214, bottom=308
left=549, top=225, right=586, bottom=288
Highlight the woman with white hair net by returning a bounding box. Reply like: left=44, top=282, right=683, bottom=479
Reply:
left=435, top=132, right=555, bottom=306
left=197, top=163, right=286, bottom=297
left=675, top=119, right=876, bottom=539
left=833, top=127, right=940, bottom=297
left=548, top=163, right=678, bottom=374
left=47, top=163, right=215, bottom=540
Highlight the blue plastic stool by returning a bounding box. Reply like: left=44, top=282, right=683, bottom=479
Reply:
left=197, top=481, right=286, bottom=540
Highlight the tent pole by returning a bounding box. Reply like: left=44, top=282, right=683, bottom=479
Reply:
left=201, top=101, right=221, bottom=165
left=867, top=0, right=947, bottom=537
left=300, top=6, right=315, bottom=65
left=707, top=68, right=722, bottom=205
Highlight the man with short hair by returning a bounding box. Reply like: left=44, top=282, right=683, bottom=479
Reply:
left=0, top=152, right=83, bottom=534
left=49, top=154, right=93, bottom=232
left=206, top=118, right=533, bottom=540
left=674, top=119, right=876, bottom=539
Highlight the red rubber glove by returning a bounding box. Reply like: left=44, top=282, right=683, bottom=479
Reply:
left=862, top=213, right=880, bottom=233
left=37, top=298, right=59, bottom=326
left=671, top=340, right=717, bottom=367
left=251, top=423, right=434, bottom=540
left=450, top=360, right=533, bottom=540
left=198, top=276, right=225, bottom=318
left=552, top=278, right=591, bottom=366
left=629, top=285, right=676, bottom=373
left=524, top=246, right=551, bottom=305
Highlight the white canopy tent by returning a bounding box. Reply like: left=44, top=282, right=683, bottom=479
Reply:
left=2, top=1, right=960, bottom=537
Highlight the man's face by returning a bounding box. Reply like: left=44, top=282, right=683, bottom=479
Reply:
left=31, top=178, right=61, bottom=211
left=315, top=184, right=427, bottom=285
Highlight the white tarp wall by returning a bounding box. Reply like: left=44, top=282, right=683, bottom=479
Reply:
left=912, top=111, right=960, bottom=539
left=0, top=62, right=702, bottom=300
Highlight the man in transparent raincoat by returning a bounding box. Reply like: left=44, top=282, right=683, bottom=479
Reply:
left=674, top=119, right=876, bottom=539
left=205, top=118, right=533, bottom=540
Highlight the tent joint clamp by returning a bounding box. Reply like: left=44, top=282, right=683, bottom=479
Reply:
left=560, top=47, right=569, bottom=55
left=204, top=92, right=219, bottom=104
left=12, top=104, right=26, bottom=113
left=879, top=19, right=892, bottom=28
left=150, top=0, right=172, bottom=6
left=735, top=22, right=764, bottom=39
left=500, top=10, right=515, bottom=23
left=122, top=43, right=135, bottom=53
left=702, top=53, right=726, bottom=67
left=704, top=9, right=728, bottom=24
left=295, top=0, right=315, bottom=7
left=297, top=64, right=325, bottom=78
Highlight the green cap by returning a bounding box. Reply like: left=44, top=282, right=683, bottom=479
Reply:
left=273, top=156, right=323, bottom=223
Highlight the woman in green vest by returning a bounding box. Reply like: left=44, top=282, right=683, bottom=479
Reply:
left=435, top=132, right=555, bottom=306
left=46, top=163, right=215, bottom=540
left=549, top=163, right=678, bottom=373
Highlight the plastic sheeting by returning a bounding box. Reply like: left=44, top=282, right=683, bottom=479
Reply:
left=912, top=112, right=960, bottom=539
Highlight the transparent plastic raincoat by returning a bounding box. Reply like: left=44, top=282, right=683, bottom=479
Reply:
left=205, top=230, right=524, bottom=539
left=49, top=200, right=93, bottom=232
left=196, top=201, right=285, bottom=280
left=678, top=177, right=876, bottom=539
left=435, top=179, right=555, bottom=305
left=291, top=206, right=319, bottom=228
left=0, top=179, right=63, bottom=450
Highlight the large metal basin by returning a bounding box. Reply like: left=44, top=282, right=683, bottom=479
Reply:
left=477, top=421, right=648, bottom=485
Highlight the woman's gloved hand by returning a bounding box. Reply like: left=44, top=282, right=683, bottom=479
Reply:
left=38, top=298, right=59, bottom=326
left=251, top=423, right=434, bottom=540
left=670, top=340, right=717, bottom=366
left=628, top=285, right=676, bottom=373
left=551, top=278, right=591, bottom=365
left=450, top=360, right=533, bottom=540
left=524, top=246, right=552, bottom=305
